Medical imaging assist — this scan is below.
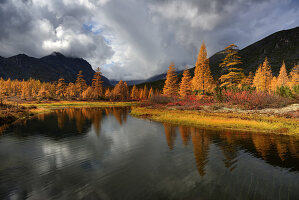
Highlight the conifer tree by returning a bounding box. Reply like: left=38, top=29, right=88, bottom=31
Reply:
left=142, top=85, right=148, bottom=99
left=179, top=69, right=192, bottom=97
left=91, top=67, right=104, bottom=99
left=130, top=85, right=138, bottom=100
left=289, top=65, right=299, bottom=88
left=139, top=89, right=144, bottom=100
left=277, top=61, right=289, bottom=87
left=66, top=83, right=76, bottom=99
left=82, top=86, right=93, bottom=100
left=163, top=62, right=178, bottom=96
left=270, top=76, right=278, bottom=92
left=124, top=82, right=129, bottom=99
left=75, top=70, right=87, bottom=97
left=192, top=42, right=214, bottom=93
left=56, top=78, right=66, bottom=99
left=219, top=44, right=244, bottom=88
left=111, top=80, right=128, bottom=101
left=253, top=57, right=272, bottom=92
left=240, top=72, right=254, bottom=87
left=105, top=88, right=111, bottom=98
left=148, top=87, right=154, bottom=99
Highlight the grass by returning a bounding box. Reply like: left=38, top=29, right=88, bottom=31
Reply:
left=21, top=101, right=138, bottom=109
left=131, top=107, right=299, bottom=135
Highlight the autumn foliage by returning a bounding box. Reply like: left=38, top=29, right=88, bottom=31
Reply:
left=0, top=42, right=298, bottom=108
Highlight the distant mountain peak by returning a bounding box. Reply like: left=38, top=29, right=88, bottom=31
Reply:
left=49, top=52, right=65, bottom=57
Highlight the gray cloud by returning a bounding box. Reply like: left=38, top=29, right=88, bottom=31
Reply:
left=0, top=0, right=298, bottom=80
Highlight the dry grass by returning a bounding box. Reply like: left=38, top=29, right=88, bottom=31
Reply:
left=131, top=107, right=299, bottom=135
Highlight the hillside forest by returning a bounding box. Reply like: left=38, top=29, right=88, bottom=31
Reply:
left=0, top=42, right=298, bottom=109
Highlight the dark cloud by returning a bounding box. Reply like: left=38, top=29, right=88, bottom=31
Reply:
left=0, top=0, right=298, bottom=79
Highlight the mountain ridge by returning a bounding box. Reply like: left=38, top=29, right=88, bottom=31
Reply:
left=0, top=52, right=111, bottom=86
left=135, top=26, right=299, bottom=89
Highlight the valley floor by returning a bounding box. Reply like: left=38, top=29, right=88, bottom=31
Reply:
left=0, top=100, right=298, bottom=136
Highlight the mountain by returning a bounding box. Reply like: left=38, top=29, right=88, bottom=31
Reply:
left=207, top=26, right=299, bottom=77
left=0, top=52, right=111, bottom=86
left=136, top=26, right=299, bottom=89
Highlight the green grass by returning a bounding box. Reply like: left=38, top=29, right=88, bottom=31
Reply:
left=131, top=107, right=299, bottom=135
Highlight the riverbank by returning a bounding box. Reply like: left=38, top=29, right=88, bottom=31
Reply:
left=0, top=101, right=138, bottom=129
left=131, top=106, right=299, bottom=135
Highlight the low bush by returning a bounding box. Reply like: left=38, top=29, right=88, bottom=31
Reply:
left=148, top=95, right=176, bottom=104
left=276, top=86, right=294, bottom=98
left=221, top=90, right=293, bottom=109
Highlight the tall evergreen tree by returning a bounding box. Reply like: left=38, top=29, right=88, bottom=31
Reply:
left=179, top=69, right=192, bottom=97
left=289, top=65, right=299, bottom=88
left=148, top=87, right=154, bottom=99
left=277, top=61, right=289, bottom=87
left=75, top=70, right=87, bottom=97
left=192, top=42, right=214, bottom=93
left=163, top=62, right=178, bottom=96
left=253, top=57, right=272, bottom=92
left=56, top=78, right=66, bottom=99
left=219, top=44, right=244, bottom=88
left=91, top=67, right=104, bottom=99
left=130, top=85, right=138, bottom=100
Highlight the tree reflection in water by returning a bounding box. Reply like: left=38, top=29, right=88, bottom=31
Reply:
left=4, top=107, right=299, bottom=176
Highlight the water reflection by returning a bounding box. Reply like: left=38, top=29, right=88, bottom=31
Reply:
left=0, top=107, right=298, bottom=199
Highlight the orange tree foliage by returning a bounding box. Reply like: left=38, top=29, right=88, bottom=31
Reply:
left=277, top=61, right=289, bottom=87
left=56, top=78, right=66, bottom=99
left=179, top=69, right=192, bottom=97
left=75, top=70, right=87, bottom=98
left=253, top=57, right=272, bottom=92
left=148, top=87, right=154, bottom=99
left=110, top=80, right=129, bottom=101
left=289, top=65, right=299, bottom=88
left=192, top=42, right=214, bottom=93
left=163, top=62, right=178, bottom=96
left=219, top=44, right=244, bottom=88
left=91, top=67, right=104, bottom=99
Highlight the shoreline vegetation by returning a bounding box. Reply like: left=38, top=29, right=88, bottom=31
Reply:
left=131, top=106, right=299, bottom=135
left=0, top=100, right=298, bottom=136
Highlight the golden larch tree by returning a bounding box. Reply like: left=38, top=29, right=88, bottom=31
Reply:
left=219, top=44, right=244, bottom=88
left=91, top=67, right=104, bottom=99
left=139, top=89, right=144, bottom=100
left=192, top=42, right=214, bottom=93
left=142, top=85, right=148, bottom=99
left=56, top=78, right=66, bottom=99
left=130, top=85, right=138, bottom=100
left=179, top=69, right=192, bottom=97
left=75, top=70, right=87, bottom=97
left=253, top=57, right=272, bottom=92
left=289, top=65, right=299, bottom=88
left=148, top=87, right=154, bottom=99
left=277, top=61, right=289, bottom=87
left=105, top=88, right=111, bottom=99
left=270, top=76, right=278, bottom=92
left=163, top=62, right=178, bottom=96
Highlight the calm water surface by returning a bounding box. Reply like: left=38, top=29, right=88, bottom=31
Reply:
left=0, top=107, right=298, bottom=200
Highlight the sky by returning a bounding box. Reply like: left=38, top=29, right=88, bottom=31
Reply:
left=0, top=0, right=298, bottom=80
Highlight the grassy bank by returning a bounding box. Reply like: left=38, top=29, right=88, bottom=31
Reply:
left=0, top=105, right=32, bottom=126
left=131, top=107, right=299, bottom=135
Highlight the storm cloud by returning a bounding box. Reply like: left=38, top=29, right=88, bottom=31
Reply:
left=0, top=0, right=298, bottom=79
